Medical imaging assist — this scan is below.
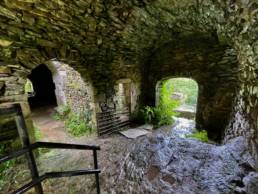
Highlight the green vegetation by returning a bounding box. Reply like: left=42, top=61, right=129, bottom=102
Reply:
left=53, top=105, right=93, bottom=137
left=166, top=78, right=198, bottom=106
left=186, top=130, right=209, bottom=142
left=65, top=113, right=93, bottom=137
left=140, top=80, right=179, bottom=127
left=34, top=123, right=41, bottom=141
left=33, top=124, right=51, bottom=154
left=0, top=144, right=15, bottom=183
left=139, top=78, right=198, bottom=127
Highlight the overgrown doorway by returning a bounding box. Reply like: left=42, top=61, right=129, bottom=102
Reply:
left=155, top=78, right=198, bottom=126
left=154, top=78, right=200, bottom=138
left=27, top=64, right=57, bottom=110
left=158, top=78, right=198, bottom=120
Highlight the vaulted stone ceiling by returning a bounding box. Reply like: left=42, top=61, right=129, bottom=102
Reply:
left=0, top=0, right=257, bottom=83
left=0, top=0, right=250, bottom=70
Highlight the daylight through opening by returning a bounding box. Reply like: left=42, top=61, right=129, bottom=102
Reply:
left=156, top=78, right=198, bottom=119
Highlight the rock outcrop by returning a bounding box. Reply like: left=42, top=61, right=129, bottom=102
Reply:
left=107, top=135, right=256, bottom=194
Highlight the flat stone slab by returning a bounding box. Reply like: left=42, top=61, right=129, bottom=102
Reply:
left=174, top=104, right=196, bottom=113
left=120, top=128, right=150, bottom=139
left=137, top=124, right=153, bottom=131
left=174, top=105, right=196, bottom=119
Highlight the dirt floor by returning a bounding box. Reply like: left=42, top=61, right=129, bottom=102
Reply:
left=1, top=107, right=256, bottom=194
left=0, top=106, right=143, bottom=194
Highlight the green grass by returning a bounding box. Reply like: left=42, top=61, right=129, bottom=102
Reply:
left=34, top=123, right=42, bottom=141
left=186, top=130, right=209, bottom=142
left=33, top=124, right=51, bottom=154
left=166, top=78, right=198, bottom=106
left=52, top=105, right=93, bottom=137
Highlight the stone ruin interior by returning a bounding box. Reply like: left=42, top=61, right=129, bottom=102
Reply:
left=0, top=0, right=258, bottom=194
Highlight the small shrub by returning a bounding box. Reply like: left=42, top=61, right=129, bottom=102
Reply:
left=65, top=113, right=92, bottom=137
left=153, top=106, right=175, bottom=127
left=52, top=105, right=93, bottom=137
left=139, top=80, right=179, bottom=128
left=140, top=105, right=177, bottom=128
left=186, top=130, right=209, bottom=142
left=140, top=106, right=155, bottom=124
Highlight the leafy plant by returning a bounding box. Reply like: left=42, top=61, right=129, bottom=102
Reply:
left=65, top=113, right=93, bottom=137
left=140, top=80, right=180, bottom=127
left=24, top=79, right=34, bottom=93
left=52, top=105, right=93, bottom=137
left=152, top=106, right=175, bottom=127
left=158, top=80, right=179, bottom=121
left=140, top=106, right=155, bottom=124
left=186, top=130, right=209, bottom=142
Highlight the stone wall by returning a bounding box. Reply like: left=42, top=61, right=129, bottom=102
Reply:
left=0, top=65, right=36, bottom=143
left=113, top=79, right=140, bottom=113
left=0, top=0, right=258, bottom=167
left=25, top=61, right=97, bottom=128
left=141, top=35, right=239, bottom=142
left=50, top=61, right=96, bottom=127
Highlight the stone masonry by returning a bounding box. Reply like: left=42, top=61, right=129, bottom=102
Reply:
left=0, top=0, right=257, bottom=167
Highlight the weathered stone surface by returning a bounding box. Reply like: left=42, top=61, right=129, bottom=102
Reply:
left=49, top=61, right=96, bottom=127
left=106, top=135, right=256, bottom=194
left=144, top=39, right=239, bottom=142
left=243, top=172, right=258, bottom=194
left=0, top=66, right=11, bottom=74
left=0, top=0, right=257, bottom=167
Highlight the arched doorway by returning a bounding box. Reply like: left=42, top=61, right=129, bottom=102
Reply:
left=114, top=79, right=132, bottom=113
left=27, top=64, right=57, bottom=110
left=154, top=78, right=199, bottom=136
left=156, top=78, right=198, bottom=120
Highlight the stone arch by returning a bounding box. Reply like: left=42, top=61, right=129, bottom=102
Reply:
left=121, top=1, right=258, bottom=159
left=45, top=60, right=97, bottom=128
left=0, top=0, right=257, bottom=166
left=155, top=77, right=199, bottom=107
left=140, top=35, right=239, bottom=142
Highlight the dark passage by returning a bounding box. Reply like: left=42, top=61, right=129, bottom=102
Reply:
left=28, top=64, right=57, bottom=109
